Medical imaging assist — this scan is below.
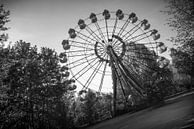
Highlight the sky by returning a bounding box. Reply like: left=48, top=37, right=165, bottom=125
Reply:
left=1, top=0, right=177, bottom=92
left=2, top=0, right=175, bottom=53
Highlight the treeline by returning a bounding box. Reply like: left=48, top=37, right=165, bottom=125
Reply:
left=0, top=39, right=178, bottom=129
left=0, top=40, right=77, bottom=129
left=0, top=5, right=113, bottom=129
left=0, top=39, right=113, bottom=129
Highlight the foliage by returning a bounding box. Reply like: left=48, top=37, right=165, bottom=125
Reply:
left=146, top=67, right=174, bottom=104
left=170, top=48, right=193, bottom=76
left=163, top=0, right=194, bottom=45
left=0, top=4, right=9, bottom=46
left=0, top=41, right=76, bottom=129
left=163, top=0, right=194, bottom=81
left=73, top=89, right=112, bottom=127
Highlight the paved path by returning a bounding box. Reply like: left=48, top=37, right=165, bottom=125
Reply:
left=87, top=93, right=194, bottom=129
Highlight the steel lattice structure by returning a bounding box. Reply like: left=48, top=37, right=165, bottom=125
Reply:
left=60, top=9, right=169, bottom=116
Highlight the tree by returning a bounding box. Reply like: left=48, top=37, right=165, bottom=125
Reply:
left=0, top=5, right=10, bottom=128
left=0, top=5, right=9, bottom=47
left=73, top=90, right=112, bottom=127
left=171, top=48, right=193, bottom=76
left=0, top=40, right=76, bottom=129
left=163, top=0, right=194, bottom=45
left=163, top=0, right=194, bottom=85
left=146, top=67, right=174, bottom=104
left=0, top=4, right=10, bottom=99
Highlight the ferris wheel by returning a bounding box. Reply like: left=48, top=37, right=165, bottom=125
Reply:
left=60, top=9, right=169, bottom=100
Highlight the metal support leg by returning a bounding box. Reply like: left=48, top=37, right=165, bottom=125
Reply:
left=109, top=56, right=117, bottom=117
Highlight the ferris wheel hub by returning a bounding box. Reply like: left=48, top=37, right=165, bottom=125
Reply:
left=94, top=36, right=126, bottom=62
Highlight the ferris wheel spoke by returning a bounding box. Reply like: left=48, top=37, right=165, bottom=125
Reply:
left=83, top=62, right=102, bottom=89
left=115, top=60, right=131, bottom=95
left=119, top=63, right=145, bottom=92
left=95, top=22, right=108, bottom=43
left=98, top=62, right=108, bottom=92
left=126, top=55, right=156, bottom=62
left=98, top=46, right=105, bottom=51
left=126, top=47, right=156, bottom=53
left=117, top=18, right=130, bottom=37
left=122, top=60, right=148, bottom=78
left=73, top=79, right=86, bottom=88
left=68, top=53, right=95, bottom=57
left=65, top=49, right=93, bottom=54
left=133, top=41, right=157, bottom=45
left=97, top=46, right=106, bottom=53
left=69, top=40, right=94, bottom=47
left=112, top=42, right=123, bottom=51
left=97, top=43, right=105, bottom=50
left=102, top=52, right=109, bottom=61
left=126, top=49, right=157, bottom=57
left=98, top=50, right=105, bottom=57
left=111, top=18, right=118, bottom=43
left=76, top=30, right=99, bottom=44
left=125, top=55, right=156, bottom=66
left=117, top=59, right=139, bottom=86
left=111, top=51, right=143, bottom=95
left=83, top=61, right=104, bottom=90
left=132, top=35, right=150, bottom=43
left=113, top=64, right=127, bottom=100
left=123, top=26, right=141, bottom=42
left=97, top=49, right=105, bottom=54
left=105, top=19, right=109, bottom=40
left=76, top=35, right=95, bottom=46
left=68, top=53, right=95, bottom=65
left=72, top=58, right=99, bottom=80
left=85, top=27, right=106, bottom=48
left=122, top=21, right=142, bottom=40
left=111, top=35, right=123, bottom=48
left=112, top=45, right=120, bottom=52
left=112, top=18, right=130, bottom=45
left=86, top=26, right=102, bottom=41
left=117, top=61, right=145, bottom=96
left=100, top=52, right=108, bottom=61
left=97, top=49, right=104, bottom=53
left=131, top=43, right=157, bottom=50
left=123, top=61, right=148, bottom=80
left=69, top=57, right=98, bottom=69
left=126, top=66, right=143, bottom=80
left=126, top=30, right=152, bottom=42
left=124, top=56, right=157, bottom=71
left=70, top=44, right=94, bottom=50
left=124, top=62, right=154, bottom=82
left=85, top=27, right=102, bottom=42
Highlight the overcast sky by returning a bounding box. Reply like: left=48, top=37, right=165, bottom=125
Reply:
left=2, top=0, right=175, bottom=54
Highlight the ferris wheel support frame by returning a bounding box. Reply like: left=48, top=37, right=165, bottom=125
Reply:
left=107, top=44, right=146, bottom=116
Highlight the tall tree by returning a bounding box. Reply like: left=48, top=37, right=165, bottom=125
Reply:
left=0, top=41, right=76, bottom=129
left=0, top=5, right=10, bottom=128
left=0, top=4, right=9, bottom=47
left=163, top=0, right=194, bottom=84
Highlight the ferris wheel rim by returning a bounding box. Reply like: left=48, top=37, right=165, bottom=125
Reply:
left=62, top=9, right=167, bottom=93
